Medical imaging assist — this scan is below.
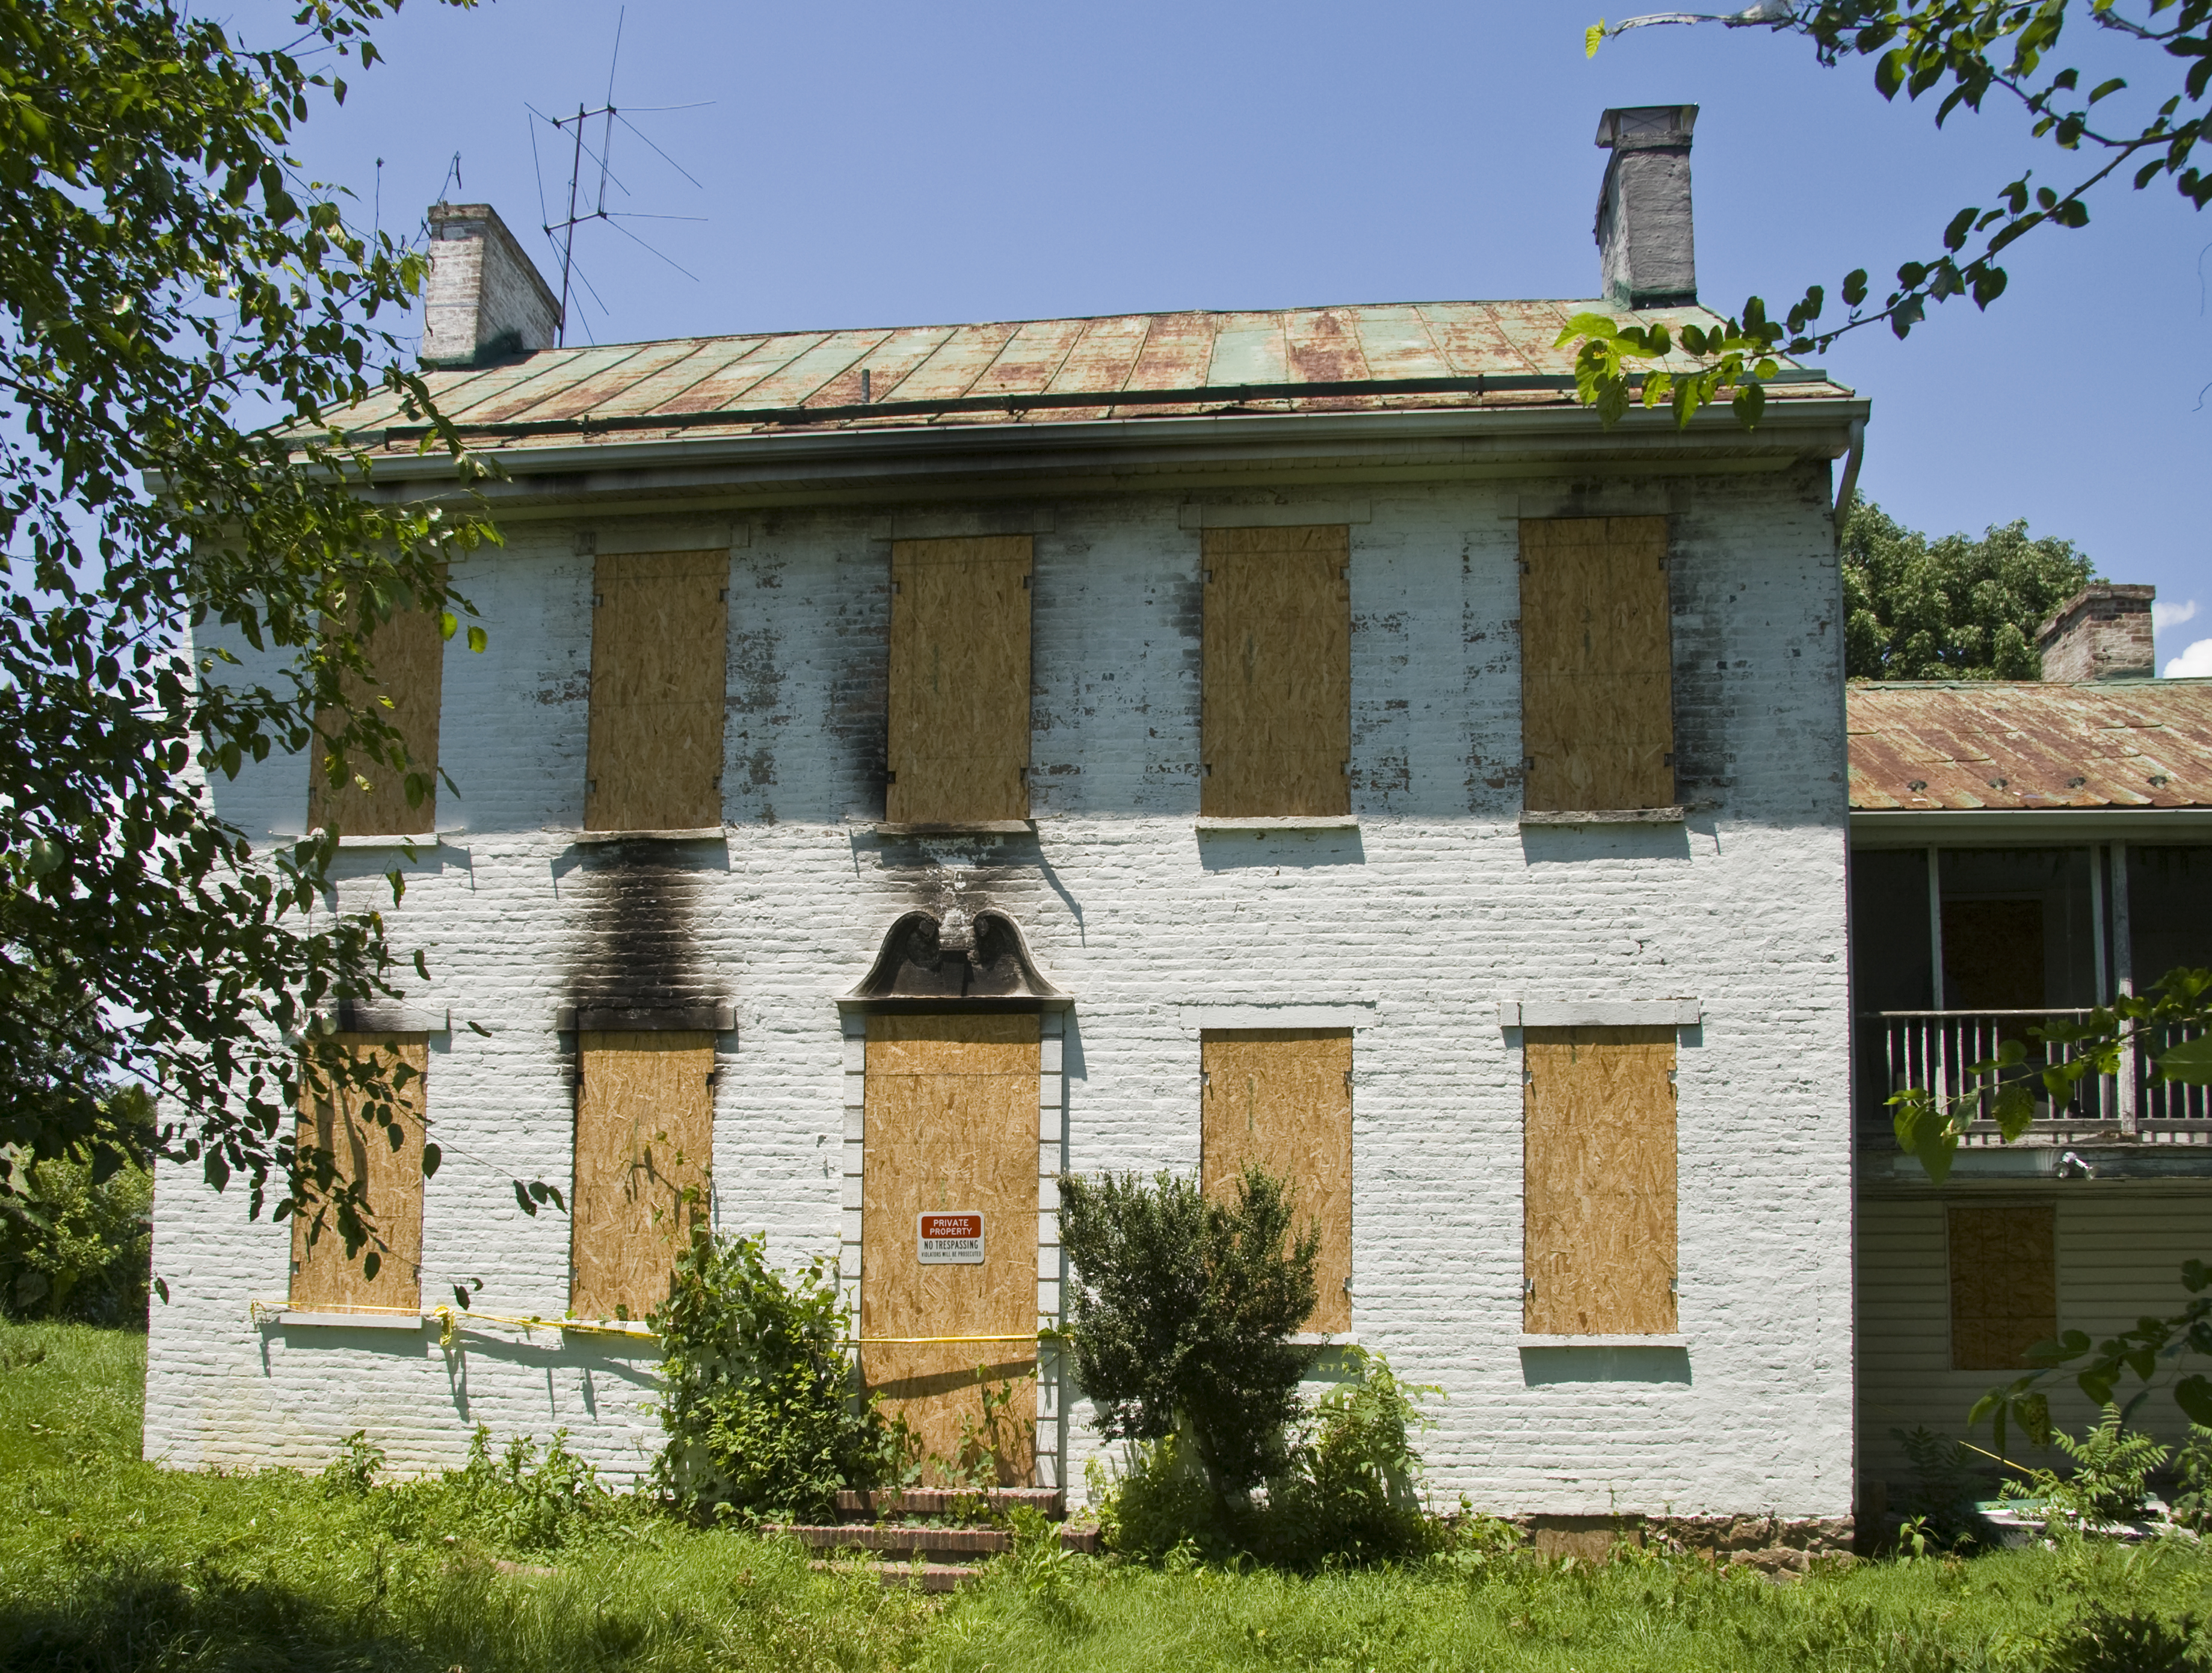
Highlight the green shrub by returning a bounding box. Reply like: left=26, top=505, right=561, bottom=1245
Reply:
left=1058, top=1165, right=1317, bottom=1497
left=2004, top=1403, right=2170, bottom=1529
left=0, top=1089, right=153, bottom=1325
left=1893, top=1425, right=1991, bottom=1545
left=649, top=1228, right=887, bottom=1521
left=322, top=1425, right=639, bottom=1554
left=1097, top=1351, right=1447, bottom=1568
left=2175, top=1425, right=2212, bottom=1532
left=2040, top=1603, right=2208, bottom=1673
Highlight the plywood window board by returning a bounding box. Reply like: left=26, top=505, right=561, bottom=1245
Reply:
left=1200, top=1028, right=1353, bottom=1334
left=1201, top=526, right=1351, bottom=818
left=861, top=1012, right=1040, bottom=1484
left=306, top=584, right=447, bottom=837
left=571, top=1031, right=715, bottom=1321
left=1518, top=517, right=1674, bottom=813
left=1948, top=1204, right=2057, bottom=1370
left=290, top=1034, right=429, bottom=1312
left=1522, top=1024, right=1677, bottom=1336
left=887, top=536, right=1033, bottom=825
left=584, top=550, right=729, bottom=833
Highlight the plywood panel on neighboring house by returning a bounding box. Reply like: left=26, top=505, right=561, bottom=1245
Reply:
left=861, top=1012, right=1039, bottom=1483
left=887, top=536, right=1032, bottom=825
left=1200, top=1029, right=1353, bottom=1333
left=1201, top=525, right=1351, bottom=818
left=571, top=1031, right=714, bottom=1321
left=584, top=550, right=729, bottom=832
left=1948, top=1204, right=2057, bottom=1370
left=291, top=1034, right=429, bottom=1311
left=1942, top=899, right=2048, bottom=1012
left=1523, top=1024, right=1677, bottom=1335
left=1519, top=517, right=1674, bottom=812
left=307, top=585, right=447, bottom=837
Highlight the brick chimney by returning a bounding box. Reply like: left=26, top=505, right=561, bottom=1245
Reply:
left=2037, top=584, right=2157, bottom=681
left=421, top=203, right=561, bottom=368
left=1595, top=105, right=1698, bottom=309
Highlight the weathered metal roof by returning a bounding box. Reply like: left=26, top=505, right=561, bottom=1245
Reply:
left=340, top=300, right=1850, bottom=450
left=1848, top=680, right=2212, bottom=812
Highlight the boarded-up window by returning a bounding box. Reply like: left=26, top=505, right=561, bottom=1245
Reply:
left=861, top=1013, right=1039, bottom=1481
left=1201, top=1029, right=1352, bottom=1333
left=1201, top=526, right=1351, bottom=818
left=1519, top=517, right=1674, bottom=812
left=1948, top=1204, right=2057, bottom=1370
left=584, top=551, right=729, bottom=832
left=886, top=537, right=1033, bottom=826
left=291, top=1034, right=428, bottom=1311
left=1523, top=1025, right=1677, bottom=1335
left=571, top=1032, right=714, bottom=1320
left=307, top=594, right=446, bottom=837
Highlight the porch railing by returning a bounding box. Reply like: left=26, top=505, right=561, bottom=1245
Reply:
left=1861, top=1010, right=2211, bottom=1136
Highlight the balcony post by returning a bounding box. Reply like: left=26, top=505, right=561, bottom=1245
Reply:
left=2113, top=840, right=2138, bottom=1135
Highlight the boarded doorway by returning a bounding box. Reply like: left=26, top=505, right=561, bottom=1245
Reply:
left=861, top=1012, right=1039, bottom=1484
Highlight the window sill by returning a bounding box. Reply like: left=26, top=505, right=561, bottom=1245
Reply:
left=274, top=1310, right=427, bottom=1331
left=1196, top=816, right=1359, bottom=832
left=1516, top=1334, right=1687, bottom=1349
left=330, top=831, right=461, bottom=849
left=1289, top=1331, right=1359, bottom=1348
left=1520, top=807, right=1686, bottom=826
left=573, top=827, right=727, bottom=843
left=872, top=821, right=1034, bottom=837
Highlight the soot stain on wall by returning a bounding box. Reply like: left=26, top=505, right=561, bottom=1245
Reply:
left=563, top=839, right=729, bottom=1018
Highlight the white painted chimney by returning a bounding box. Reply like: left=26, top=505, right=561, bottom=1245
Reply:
left=1594, top=105, right=1699, bottom=310
left=421, top=203, right=561, bottom=368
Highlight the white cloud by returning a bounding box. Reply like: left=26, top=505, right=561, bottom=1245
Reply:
left=2154, top=598, right=2199, bottom=632
left=2164, top=636, right=2212, bottom=677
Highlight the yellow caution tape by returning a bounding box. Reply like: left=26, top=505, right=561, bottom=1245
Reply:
left=252, top=1304, right=1067, bottom=1352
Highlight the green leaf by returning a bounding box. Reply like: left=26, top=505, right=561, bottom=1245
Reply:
left=2154, top=1035, right=2212, bottom=1084
left=2177, top=1375, right=2212, bottom=1426
left=1586, top=20, right=1606, bottom=58
left=1992, top=1082, right=2036, bottom=1141
left=438, top=610, right=458, bottom=641
left=466, top=626, right=487, bottom=653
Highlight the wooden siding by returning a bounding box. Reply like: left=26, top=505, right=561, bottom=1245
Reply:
left=570, top=1032, right=713, bottom=1320
left=1200, top=526, right=1351, bottom=818
left=1518, top=517, right=1674, bottom=812
left=886, top=536, right=1032, bottom=824
left=1522, top=1024, right=1677, bottom=1335
left=584, top=550, right=729, bottom=832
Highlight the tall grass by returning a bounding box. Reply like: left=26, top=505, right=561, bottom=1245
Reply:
left=4, top=1319, right=2210, bottom=1671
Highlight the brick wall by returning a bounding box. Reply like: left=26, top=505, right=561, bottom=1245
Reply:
left=149, top=467, right=1855, bottom=1518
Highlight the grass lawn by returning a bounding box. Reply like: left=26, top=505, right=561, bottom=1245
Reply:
left=2, top=1320, right=2207, bottom=1671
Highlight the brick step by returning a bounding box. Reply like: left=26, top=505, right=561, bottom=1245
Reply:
left=833, top=1487, right=1064, bottom=1519
left=772, top=1522, right=1103, bottom=1557
left=810, top=1559, right=979, bottom=1593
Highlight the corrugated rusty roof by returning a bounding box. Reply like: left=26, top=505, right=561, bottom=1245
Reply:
left=1848, top=680, right=2212, bottom=811
left=341, top=299, right=1851, bottom=449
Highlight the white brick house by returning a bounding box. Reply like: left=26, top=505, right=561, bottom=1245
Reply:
left=147, top=105, right=1872, bottom=1539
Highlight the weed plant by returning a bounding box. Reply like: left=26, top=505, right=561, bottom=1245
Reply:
left=8, top=1319, right=2212, bottom=1671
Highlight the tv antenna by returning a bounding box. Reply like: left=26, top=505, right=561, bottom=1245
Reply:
left=528, top=6, right=711, bottom=347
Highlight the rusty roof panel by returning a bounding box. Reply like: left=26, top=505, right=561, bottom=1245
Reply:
left=1047, top=315, right=1151, bottom=393
left=733, top=330, right=886, bottom=408
left=1283, top=309, right=1370, bottom=384
left=972, top=316, right=1088, bottom=396
left=652, top=334, right=830, bottom=414
left=891, top=321, right=1021, bottom=402
left=493, top=338, right=718, bottom=424
left=1847, top=681, right=2212, bottom=812
left=1350, top=305, right=1446, bottom=379
left=1124, top=312, right=1218, bottom=389
left=449, top=342, right=661, bottom=424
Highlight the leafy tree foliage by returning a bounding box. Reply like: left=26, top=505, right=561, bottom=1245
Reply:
left=0, top=1, right=504, bottom=1248
left=1572, top=1, right=2210, bottom=425
left=0, top=1085, right=153, bottom=1325
left=1841, top=498, right=2097, bottom=680
left=1058, top=1165, right=1319, bottom=1495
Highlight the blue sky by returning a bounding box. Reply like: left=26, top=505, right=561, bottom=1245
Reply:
left=283, top=0, right=2210, bottom=671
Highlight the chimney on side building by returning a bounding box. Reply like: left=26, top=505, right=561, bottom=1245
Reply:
left=421, top=203, right=561, bottom=368
left=1594, top=105, right=1699, bottom=310
left=2037, top=584, right=2157, bottom=681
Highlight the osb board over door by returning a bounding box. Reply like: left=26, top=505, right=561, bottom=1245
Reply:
left=584, top=551, right=729, bottom=832
left=862, top=1013, right=1039, bottom=1483
left=1522, top=1025, right=1677, bottom=1335
left=571, top=1032, right=713, bottom=1321
left=1518, top=517, right=1674, bottom=812
left=306, top=581, right=446, bottom=837
left=1948, top=1203, right=2057, bottom=1370
left=887, top=536, right=1032, bottom=825
left=291, top=1034, right=428, bottom=1312
left=1200, top=1029, right=1353, bottom=1333
left=1201, top=526, right=1351, bottom=818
